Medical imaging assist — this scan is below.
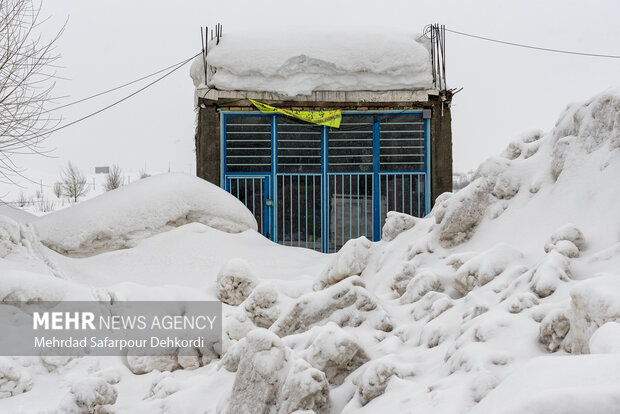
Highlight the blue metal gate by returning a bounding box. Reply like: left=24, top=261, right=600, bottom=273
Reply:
left=221, top=111, right=430, bottom=253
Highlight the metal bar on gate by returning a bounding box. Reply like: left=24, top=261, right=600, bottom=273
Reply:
left=401, top=174, right=404, bottom=213
left=282, top=176, right=285, bottom=244
left=385, top=175, right=388, bottom=216
left=341, top=174, right=344, bottom=250
left=364, top=175, right=368, bottom=237
left=349, top=176, right=352, bottom=242
left=297, top=175, right=301, bottom=247
left=312, top=176, right=316, bottom=251
left=290, top=175, right=293, bottom=246
left=305, top=175, right=308, bottom=249
left=417, top=175, right=421, bottom=217
left=357, top=176, right=360, bottom=239
left=333, top=175, right=337, bottom=252
left=393, top=174, right=397, bottom=213
left=272, top=115, right=278, bottom=242
left=260, top=179, right=264, bottom=234
left=409, top=175, right=413, bottom=216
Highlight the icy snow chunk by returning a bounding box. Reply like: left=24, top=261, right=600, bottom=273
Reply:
left=302, top=322, right=369, bottom=386
left=411, top=291, right=454, bottom=321
left=400, top=269, right=444, bottom=304
left=454, top=244, right=524, bottom=294
left=501, top=130, right=543, bottom=160
left=314, top=236, right=371, bottom=290
left=224, top=308, right=256, bottom=342
left=353, top=359, right=397, bottom=406
left=227, top=330, right=286, bottom=413
left=227, top=329, right=329, bottom=414
left=272, top=276, right=392, bottom=337
left=0, top=357, right=32, bottom=398
left=390, top=261, right=416, bottom=297
left=506, top=292, right=539, bottom=314
left=192, top=28, right=432, bottom=96
left=381, top=211, right=418, bottom=242
left=551, top=88, right=620, bottom=180
left=34, top=173, right=257, bottom=256
left=217, top=258, right=258, bottom=306
left=177, top=348, right=201, bottom=371
left=279, top=359, right=329, bottom=414
left=570, top=274, right=620, bottom=354
left=58, top=377, right=117, bottom=414
left=529, top=250, right=571, bottom=298
left=243, top=284, right=280, bottom=328
left=145, top=373, right=181, bottom=399
left=589, top=322, right=620, bottom=354
left=538, top=308, right=571, bottom=352
left=545, top=224, right=586, bottom=253
left=126, top=355, right=179, bottom=375
left=436, top=178, right=492, bottom=247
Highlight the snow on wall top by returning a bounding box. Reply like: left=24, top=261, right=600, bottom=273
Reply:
left=33, top=173, right=258, bottom=256
left=190, top=28, right=433, bottom=97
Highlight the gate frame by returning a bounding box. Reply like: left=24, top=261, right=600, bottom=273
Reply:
left=220, top=109, right=432, bottom=252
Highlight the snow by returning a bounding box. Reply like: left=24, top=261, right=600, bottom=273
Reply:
left=216, top=258, right=258, bottom=305
left=471, top=355, right=620, bottom=414
left=32, top=173, right=258, bottom=255
left=190, top=28, right=433, bottom=96
left=1, top=88, right=620, bottom=412
left=589, top=322, right=620, bottom=354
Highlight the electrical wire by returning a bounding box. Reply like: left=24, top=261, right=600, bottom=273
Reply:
left=44, top=55, right=203, bottom=114
left=7, top=52, right=201, bottom=145
left=444, top=28, right=620, bottom=59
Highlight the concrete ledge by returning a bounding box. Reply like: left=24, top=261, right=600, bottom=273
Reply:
left=195, top=88, right=439, bottom=107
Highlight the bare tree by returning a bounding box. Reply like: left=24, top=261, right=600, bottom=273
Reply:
left=103, top=164, right=123, bottom=192
left=0, top=0, right=64, bottom=185
left=52, top=181, right=62, bottom=198
left=60, top=162, right=87, bottom=202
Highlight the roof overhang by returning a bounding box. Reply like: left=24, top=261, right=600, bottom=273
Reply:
left=195, top=88, right=441, bottom=108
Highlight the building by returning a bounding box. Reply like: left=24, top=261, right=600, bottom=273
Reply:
left=192, top=26, right=452, bottom=253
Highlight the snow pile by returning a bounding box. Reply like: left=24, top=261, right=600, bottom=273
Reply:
left=32, top=173, right=258, bottom=255
left=1, top=88, right=620, bottom=413
left=190, top=28, right=433, bottom=96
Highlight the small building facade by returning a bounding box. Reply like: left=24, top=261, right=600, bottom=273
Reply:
left=194, top=88, right=452, bottom=252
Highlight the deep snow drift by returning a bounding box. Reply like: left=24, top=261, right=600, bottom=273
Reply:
left=190, top=28, right=433, bottom=96
left=0, top=88, right=619, bottom=413
left=32, top=173, right=258, bottom=256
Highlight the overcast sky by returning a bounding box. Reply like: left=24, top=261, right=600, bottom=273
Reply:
left=6, top=0, right=619, bottom=194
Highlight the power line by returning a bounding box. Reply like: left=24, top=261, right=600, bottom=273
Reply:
left=44, top=55, right=202, bottom=113
left=445, top=28, right=620, bottom=59
left=7, top=52, right=201, bottom=145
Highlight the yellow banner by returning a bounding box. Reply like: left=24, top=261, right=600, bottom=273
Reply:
left=249, top=99, right=341, bottom=128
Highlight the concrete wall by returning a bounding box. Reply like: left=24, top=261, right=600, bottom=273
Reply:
left=195, top=90, right=453, bottom=206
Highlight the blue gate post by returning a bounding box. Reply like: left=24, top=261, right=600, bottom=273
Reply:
left=321, top=126, right=329, bottom=253
left=270, top=115, right=277, bottom=242
left=372, top=116, right=380, bottom=241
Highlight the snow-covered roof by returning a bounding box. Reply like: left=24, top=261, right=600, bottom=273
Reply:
left=190, top=28, right=433, bottom=97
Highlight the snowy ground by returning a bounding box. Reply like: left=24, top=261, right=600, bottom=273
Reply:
left=1, top=88, right=619, bottom=413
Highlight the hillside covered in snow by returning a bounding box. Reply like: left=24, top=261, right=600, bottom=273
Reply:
left=0, top=88, right=619, bottom=413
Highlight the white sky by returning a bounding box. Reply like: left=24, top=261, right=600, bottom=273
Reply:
left=6, top=0, right=620, bottom=194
